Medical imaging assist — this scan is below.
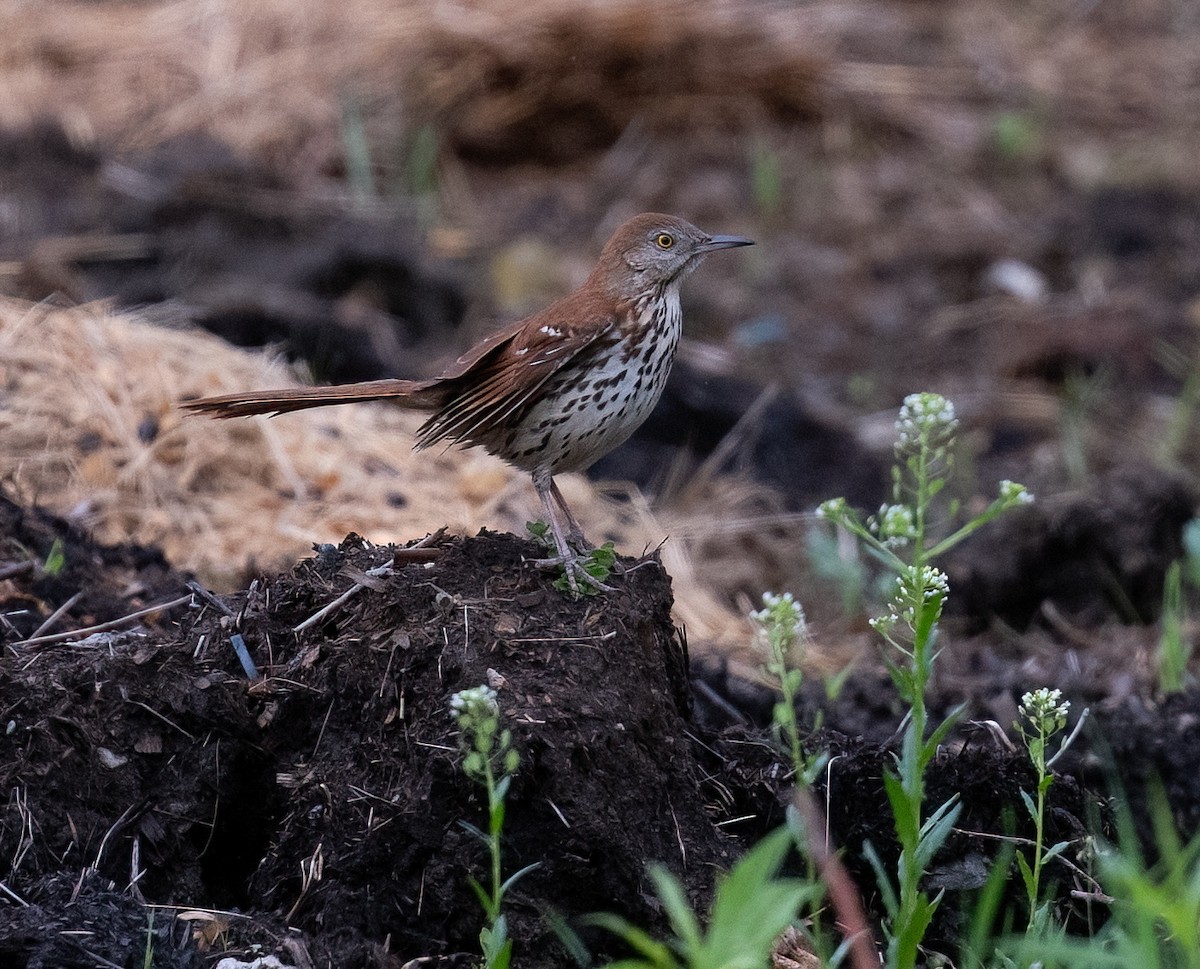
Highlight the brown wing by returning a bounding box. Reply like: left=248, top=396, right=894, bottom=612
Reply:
left=416, top=293, right=617, bottom=451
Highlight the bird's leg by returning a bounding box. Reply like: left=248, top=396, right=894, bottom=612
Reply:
left=549, top=479, right=593, bottom=551
left=549, top=478, right=632, bottom=576
left=531, top=470, right=612, bottom=594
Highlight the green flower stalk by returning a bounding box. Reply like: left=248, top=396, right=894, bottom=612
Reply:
left=751, top=592, right=825, bottom=786
left=1015, top=687, right=1072, bottom=933
left=817, top=393, right=1034, bottom=969
left=449, top=685, right=537, bottom=969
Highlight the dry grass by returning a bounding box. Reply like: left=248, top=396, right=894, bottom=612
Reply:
left=0, top=0, right=823, bottom=177
left=2, top=0, right=1193, bottom=181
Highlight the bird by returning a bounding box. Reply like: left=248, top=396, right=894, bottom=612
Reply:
left=181, top=213, right=753, bottom=592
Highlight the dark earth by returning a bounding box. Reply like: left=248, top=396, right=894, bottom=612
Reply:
left=4, top=479, right=1200, bottom=967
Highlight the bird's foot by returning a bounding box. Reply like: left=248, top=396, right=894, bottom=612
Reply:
left=533, top=551, right=615, bottom=595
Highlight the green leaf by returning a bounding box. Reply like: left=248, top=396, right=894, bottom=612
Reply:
left=646, top=866, right=702, bottom=953
left=468, top=873, right=492, bottom=911
left=884, top=771, right=919, bottom=844
left=1042, top=840, right=1071, bottom=865
left=862, top=840, right=898, bottom=917
left=1015, top=850, right=1036, bottom=900
left=925, top=704, right=966, bottom=753
left=1019, top=789, right=1038, bottom=825
left=490, top=797, right=506, bottom=835
left=915, top=798, right=961, bottom=870
left=893, top=892, right=937, bottom=969
left=458, top=819, right=489, bottom=844
left=499, top=861, right=542, bottom=895
left=480, top=916, right=513, bottom=969
left=701, top=827, right=815, bottom=964
left=42, top=538, right=65, bottom=576
left=585, top=913, right=678, bottom=966
left=588, top=828, right=814, bottom=969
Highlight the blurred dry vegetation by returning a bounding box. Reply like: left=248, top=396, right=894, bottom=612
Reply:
left=2, top=0, right=1200, bottom=656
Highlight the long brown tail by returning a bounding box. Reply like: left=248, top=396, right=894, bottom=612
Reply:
left=180, top=378, right=439, bottom=419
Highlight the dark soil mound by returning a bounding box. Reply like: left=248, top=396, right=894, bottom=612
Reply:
left=1, top=524, right=734, bottom=967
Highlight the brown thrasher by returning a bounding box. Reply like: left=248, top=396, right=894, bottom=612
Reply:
left=182, top=213, right=753, bottom=591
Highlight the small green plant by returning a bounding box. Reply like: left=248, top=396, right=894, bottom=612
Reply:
left=1058, top=368, right=1110, bottom=485
left=589, top=826, right=819, bottom=969
left=1154, top=341, right=1200, bottom=466
left=750, top=592, right=826, bottom=786
left=1014, top=688, right=1073, bottom=933
left=750, top=138, right=784, bottom=219
left=527, top=520, right=617, bottom=596
left=991, top=111, right=1041, bottom=161
left=403, top=123, right=441, bottom=199
left=142, top=911, right=154, bottom=969
left=43, top=537, right=65, bottom=576
left=449, top=685, right=539, bottom=969
left=1159, top=562, right=1189, bottom=693
left=1158, top=519, right=1200, bottom=694
left=805, top=525, right=869, bottom=617
left=818, top=393, right=1033, bottom=969
left=1010, top=782, right=1200, bottom=969
left=339, top=93, right=376, bottom=201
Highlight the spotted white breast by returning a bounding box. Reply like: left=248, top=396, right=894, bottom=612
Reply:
left=502, top=287, right=683, bottom=474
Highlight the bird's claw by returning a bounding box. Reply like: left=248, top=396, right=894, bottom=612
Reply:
left=532, top=553, right=615, bottom=594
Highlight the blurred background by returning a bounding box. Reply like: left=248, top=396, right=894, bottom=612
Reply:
left=2, top=0, right=1199, bottom=656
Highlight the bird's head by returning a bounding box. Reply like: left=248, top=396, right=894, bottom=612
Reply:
left=591, top=213, right=753, bottom=299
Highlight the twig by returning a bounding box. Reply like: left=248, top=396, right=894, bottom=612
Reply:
left=91, top=801, right=143, bottom=872
left=60, top=939, right=127, bottom=969
left=294, top=562, right=393, bottom=632
left=392, top=547, right=443, bottom=564
left=14, top=593, right=193, bottom=649
left=0, top=880, right=28, bottom=906
left=0, top=560, right=36, bottom=580
left=186, top=580, right=235, bottom=618
left=285, top=842, right=324, bottom=923
left=26, top=592, right=82, bottom=641
left=391, top=528, right=448, bottom=564
left=126, top=699, right=196, bottom=741
left=311, top=698, right=336, bottom=759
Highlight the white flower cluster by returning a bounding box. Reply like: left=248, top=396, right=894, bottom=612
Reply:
left=874, top=565, right=950, bottom=630
left=999, top=479, right=1035, bottom=505
left=875, top=503, right=917, bottom=546
left=898, top=565, right=949, bottom=603
left=1020, top=687, right=1070, bottom=722
left=449, top=685, right=499, bottom=721
left=751, top=591, right=807, bottom=636
left=895, top=392, right=958, bottom=449
left=815, top=497, right=848, bottom=520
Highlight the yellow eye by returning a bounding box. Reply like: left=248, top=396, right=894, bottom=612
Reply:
left=655, top=232, right=675, bottom=250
